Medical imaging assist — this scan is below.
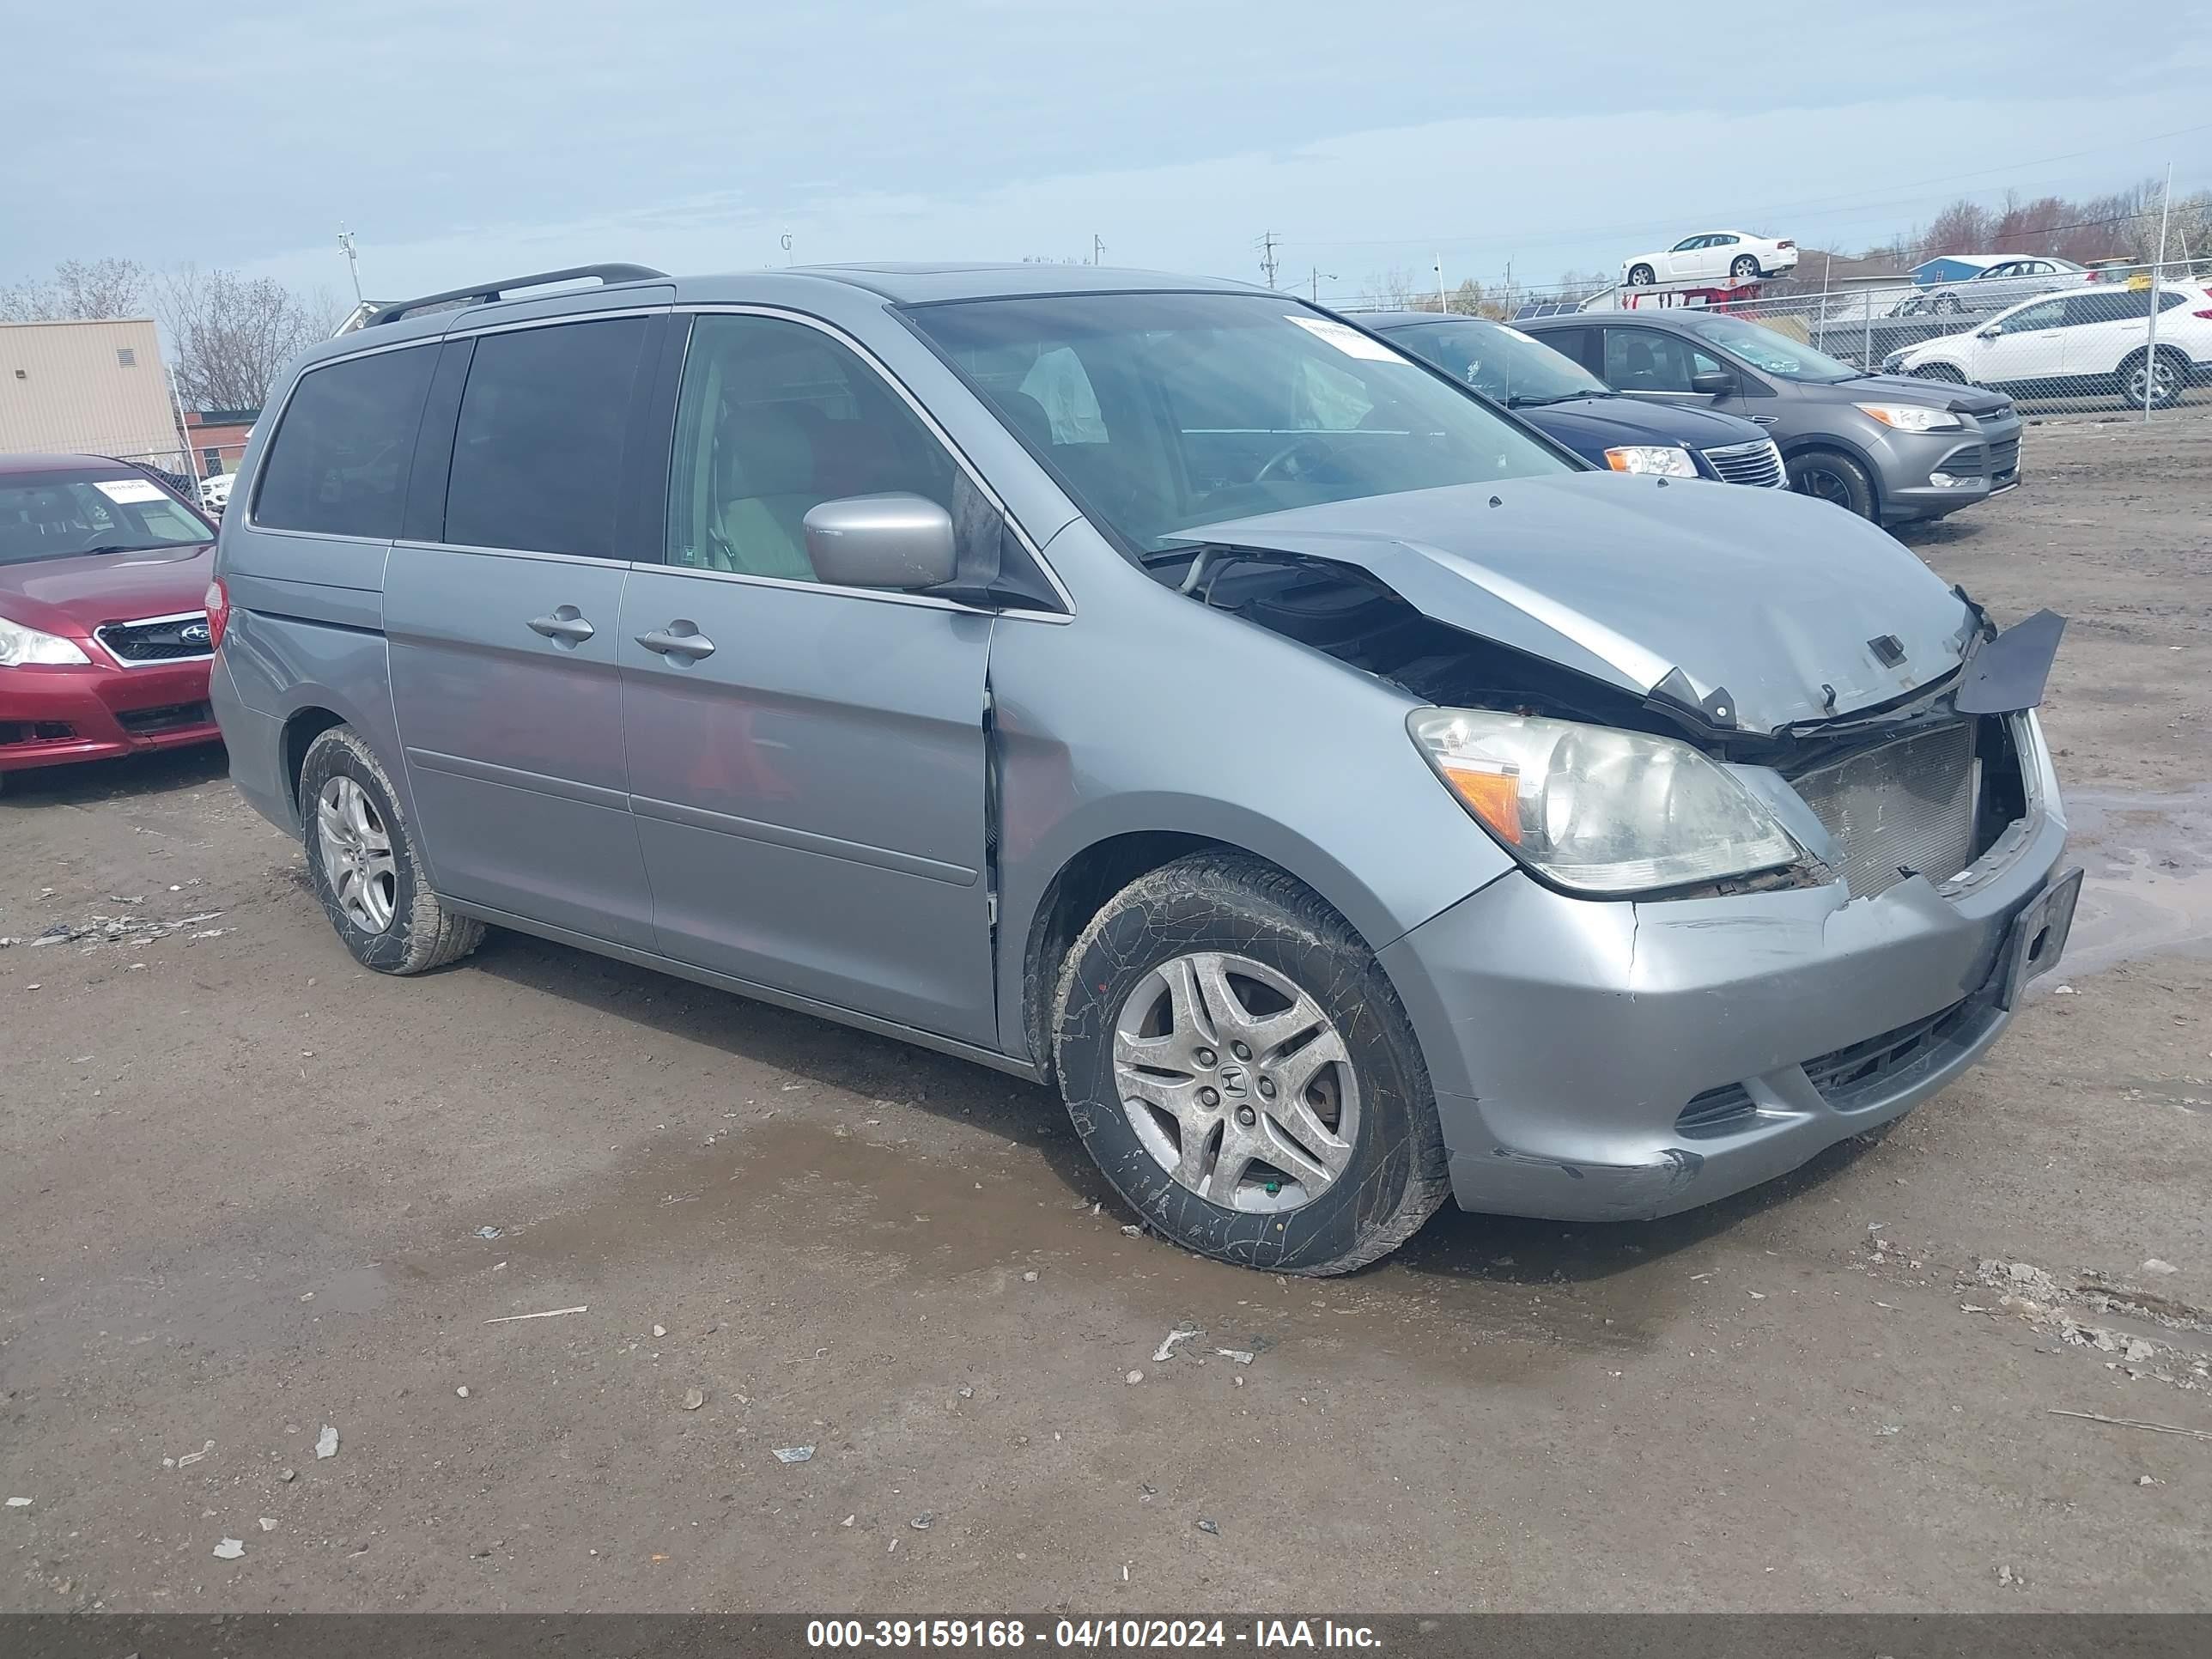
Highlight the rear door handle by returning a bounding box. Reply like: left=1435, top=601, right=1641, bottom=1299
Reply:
left=527, top=607, right=595, bottom=644
left=636, top=623, right=716, bottom=661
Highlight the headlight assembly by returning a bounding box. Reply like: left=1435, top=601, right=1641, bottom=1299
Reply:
left=1408, top=708, right=1805, bottom=895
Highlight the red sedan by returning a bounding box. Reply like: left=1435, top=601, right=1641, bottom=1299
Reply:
left=0, top=453, right=224, bottom=793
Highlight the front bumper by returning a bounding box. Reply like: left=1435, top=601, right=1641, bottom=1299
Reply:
left=1379, top=757, right=2072, bottom=1223
left=1874, top=418, right=2022, bottom=521
left=0, top=657, right=220, bottom=774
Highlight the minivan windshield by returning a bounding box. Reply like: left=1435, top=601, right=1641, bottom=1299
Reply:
left=1381, top=318, right=1611, bottom=407
left=0, top=471, right=210, bottom=567
left=906, top=292, right=1572, bottom=554
left=1677, top=313, right=1863, bottom=384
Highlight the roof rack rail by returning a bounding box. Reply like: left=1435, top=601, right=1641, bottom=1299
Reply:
left=365, top=264, right=669, bottom=327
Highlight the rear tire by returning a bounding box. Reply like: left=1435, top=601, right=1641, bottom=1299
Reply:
left=1626, top=264, right=1655, bottom=287
left=2120, top=346, right=2188, bottom=410
left=1787, top=447, right=1878, bottom=520
left=1052, top=852, right=1449, bottom=1275
left=298, top=726, right=483, bottom=975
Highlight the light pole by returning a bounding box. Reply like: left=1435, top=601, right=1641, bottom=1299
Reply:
left=337, top=228, right=362, bottom=306
left=1309, top=268, right=1338, bottom=303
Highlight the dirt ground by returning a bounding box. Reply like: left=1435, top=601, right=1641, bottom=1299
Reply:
left=4, top=412, right=2209, bottom=1614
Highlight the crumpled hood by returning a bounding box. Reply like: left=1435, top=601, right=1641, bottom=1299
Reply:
left=1183, top=473, right=1976, bottom=732
left=0, top=542, right=213, bottom=637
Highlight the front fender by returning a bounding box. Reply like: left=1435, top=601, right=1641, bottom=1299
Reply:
left=984, top=562, right=1516, bottom=1066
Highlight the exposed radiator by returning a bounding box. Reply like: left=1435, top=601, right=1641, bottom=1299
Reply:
left=1790, top=722, right=1979, bottom=900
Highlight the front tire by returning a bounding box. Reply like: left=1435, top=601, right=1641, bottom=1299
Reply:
left=1626, top=264, right=1655, bottom=287
left=1911, top=362, right=1967, bottom=384
left=1787, top=447, right=1878, bottom=520
left=299, top=726, right=483, bottom=975
left=1052, top=853, right=1449, bottom=1275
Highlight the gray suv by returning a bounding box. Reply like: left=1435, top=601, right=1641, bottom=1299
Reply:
left=209, top=262, right=2079, bottom=1274
left=1522, top=309, right=2023, bottom=526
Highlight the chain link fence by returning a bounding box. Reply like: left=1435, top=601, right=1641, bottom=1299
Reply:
left=1442, top=255, right=2212, bottom=418
left=1659, top=259, right=2212, bottom=415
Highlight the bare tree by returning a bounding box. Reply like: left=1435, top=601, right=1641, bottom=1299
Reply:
left=1920, top=199, right=1996, bottom=258
left=0, top=257, right=150, bottom=321
left=155, top=266, right=343, bottom=410
left=1370, top=265, right=1424, bottom=309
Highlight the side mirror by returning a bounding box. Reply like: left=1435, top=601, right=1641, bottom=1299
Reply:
left=1977, top=325, right=2002, bottom=339
left=1689, top=369, right=1734, bottom=396
left=803, top=494, right=957, bottom=591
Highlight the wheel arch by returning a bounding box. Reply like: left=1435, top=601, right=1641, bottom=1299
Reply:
left=282, top=705, right=350, bottom=811
left=1778, top=431, right=1885, bottom=518
left=1008, top=807, right=1443, bottom=1087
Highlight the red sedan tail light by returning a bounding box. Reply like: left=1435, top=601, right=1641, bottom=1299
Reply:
left=204, top=578, right=230, bottom=648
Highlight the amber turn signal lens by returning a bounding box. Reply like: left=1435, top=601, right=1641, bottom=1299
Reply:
left=1439, top=762, right=1522, bottom=843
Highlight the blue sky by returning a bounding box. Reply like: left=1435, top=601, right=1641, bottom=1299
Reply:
left=7, top=1, right=2209, bottom=307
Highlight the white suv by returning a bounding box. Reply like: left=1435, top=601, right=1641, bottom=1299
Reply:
left=1889, top=282, right=2212, bottom=408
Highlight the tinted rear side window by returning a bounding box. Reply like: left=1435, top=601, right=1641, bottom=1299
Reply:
left=1533, top=326, right=1593, bottom=372
left=253, top=345, right=436, bottom=538
left=443, top=318, right=648, bottom=556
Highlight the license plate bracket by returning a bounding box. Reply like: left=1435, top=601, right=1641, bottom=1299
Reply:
left=1999, top=866, right=2082, bottom=1011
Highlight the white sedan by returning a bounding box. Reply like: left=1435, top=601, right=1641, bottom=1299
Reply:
left=198, top=473, right=235, bottom=513
left=1622, top=232, right=1797, bottom=288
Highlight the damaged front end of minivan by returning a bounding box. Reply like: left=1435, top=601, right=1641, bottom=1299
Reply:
left=1161, top=474, right=2081, bottom=1221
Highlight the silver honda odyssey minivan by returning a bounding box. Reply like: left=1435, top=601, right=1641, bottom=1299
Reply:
left=208, top=262, right=2079, bottom=1274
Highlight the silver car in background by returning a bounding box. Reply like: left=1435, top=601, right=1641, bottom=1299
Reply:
left=1911, top=256, right=2087, bottom=317
left=209, top=262, right=2080, bottom=1273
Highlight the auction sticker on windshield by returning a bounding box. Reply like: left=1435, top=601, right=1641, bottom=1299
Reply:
left=93, top=477, right=167, bottom=504
left=1285, top=315, right=1404, bottom=362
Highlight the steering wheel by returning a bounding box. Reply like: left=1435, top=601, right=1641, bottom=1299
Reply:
left=1255, top=434, right=1339, bottom=484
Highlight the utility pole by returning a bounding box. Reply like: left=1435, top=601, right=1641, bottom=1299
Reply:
left=337, top=227, right=362, bottom=306
left=1435, top=253, right=1447, bottom=311
left=1259, top=231, right=1280, bottom=290
left=2145, top=161, right=2173, bottom=422
left=166, top=365, right=198, bottom=481
left=1092, top=234, right=1105, bottom=267
left=1309, top=267, right=1338, bottom=303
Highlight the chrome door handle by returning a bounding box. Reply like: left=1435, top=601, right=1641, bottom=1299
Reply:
left=636, top=624, right=715, bottom=660
left=527, top=608, right=595, bottom=643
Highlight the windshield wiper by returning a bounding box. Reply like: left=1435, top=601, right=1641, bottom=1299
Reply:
left=1507, top=392, right=1593, bottom=408
left=70, top=541, right=201, bottom=556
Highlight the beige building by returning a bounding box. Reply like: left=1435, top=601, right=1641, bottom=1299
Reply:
left=0, top=318, right=185, bottom=467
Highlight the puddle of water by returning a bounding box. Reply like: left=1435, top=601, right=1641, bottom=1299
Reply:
left=2056, top=787, right=2212, bottom=975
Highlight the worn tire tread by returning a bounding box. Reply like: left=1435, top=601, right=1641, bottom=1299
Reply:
left=300, top=726, right=484, bottom=976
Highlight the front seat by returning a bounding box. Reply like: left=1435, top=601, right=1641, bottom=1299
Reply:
left=716, top=403, right=823, bottom=582
left=1617, top=337, right=1662, bottom=392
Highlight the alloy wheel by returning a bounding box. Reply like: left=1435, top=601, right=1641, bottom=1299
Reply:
left=316, top=776, right=398, bottom=933
left=1111, top=951, right=1361, bottom=1213
left=2126, top=356, right=2180, bottom=408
